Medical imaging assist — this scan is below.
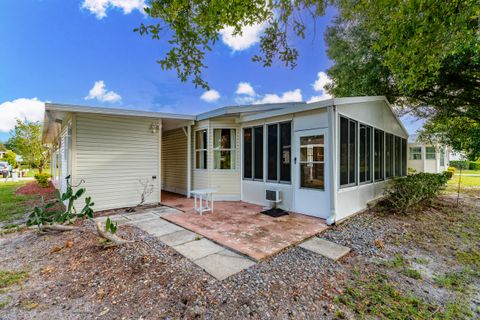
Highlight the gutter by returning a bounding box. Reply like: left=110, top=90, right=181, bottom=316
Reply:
left=327, top=104, right=337, bottom=225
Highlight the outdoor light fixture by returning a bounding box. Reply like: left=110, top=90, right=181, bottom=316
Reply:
left=150, top=122, right=160, bottom=133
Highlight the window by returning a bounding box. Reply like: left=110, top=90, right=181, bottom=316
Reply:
left=440, top=148, right=445, bottom=166
left=213, top=129, right=236, bottom=169
left=394, top=136, right=402, bottom=176
left=426, top=147, right=436, bottom=160
left=409, top=147, right=422, bottom=160
left=267, top=124, right=278, bottom=181
left=340, top=116, right=357, bottom=186
left=254, top=127, right=264, bottom=180
left=300, top=135, right=324, bottom=189
left=374, top=129, right=384, bottom=181
left=280, top=122, right=292, bottom=182
left=385, top=133, right=394, bottom=178
left=359, top=124, right=372, bottom=183
left=195, top=129, right=207, bottom=169
left=402, top=139, right=407, bottom=176
left=243, top=128, right=252, bottom=178
left=266, top=122, right=292, bottom=183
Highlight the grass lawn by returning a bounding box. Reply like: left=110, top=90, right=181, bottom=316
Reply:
left=447, top=174, right=480, bottom=190
left=0, top=181, right=39, bottom=224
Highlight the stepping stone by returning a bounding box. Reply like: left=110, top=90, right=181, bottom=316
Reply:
left=159, top=230, right=199, bottom=246
left=135, top=220, right=184, bottom=237
left=124, top=212, right=159, bottom=222
left=173, top=238, right=224, bottom=261
left=195, top=249, right=256, bottom=280
left=149, top=207, right=182, bottom=217
left=299, top=238, right=351, bottom=261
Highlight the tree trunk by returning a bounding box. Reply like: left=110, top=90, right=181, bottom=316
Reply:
left=95, top=221, right=134, bottom=246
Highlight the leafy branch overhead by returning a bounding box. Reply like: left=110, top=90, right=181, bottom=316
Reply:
left=135, top=0, right=328, bottom=89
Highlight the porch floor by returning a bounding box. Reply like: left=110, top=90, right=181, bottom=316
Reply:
left=160, top=191, right=329, bottom=261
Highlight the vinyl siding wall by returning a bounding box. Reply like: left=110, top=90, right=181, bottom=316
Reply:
left=192, top=118, right=241, bottom=200
left=162, top=128, right=188, bottom=194
left=73, top=114, right=160, bottom=211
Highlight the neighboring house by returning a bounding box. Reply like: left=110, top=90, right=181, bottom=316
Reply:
left=407, top=134, right=449, bottom=173
left=0, top=150, right=5, bottom=158
left=42, top=96, right=408, bottom=224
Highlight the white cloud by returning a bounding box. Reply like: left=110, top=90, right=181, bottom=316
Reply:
left=82, top=0, right=145, bottom=19
left=220, top=23, right=265, bottom=51
left=0, top=98, right=45, bottom=133
left=85, top=81, right=122, bottom=103
left=308, top=71, right=332, bottom=102
left=254, top=89, right=302, bottom=104
left=236, top=82, right=255, bottom=97
left=200, top=89, right=220, bottom=103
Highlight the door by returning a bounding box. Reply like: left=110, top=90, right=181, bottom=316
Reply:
left=294, top=129, right=329, bottom=218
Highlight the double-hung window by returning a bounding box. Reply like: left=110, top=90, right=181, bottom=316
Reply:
left=243, top=126, right=264, bottom=180
left=374, top=129, right=384, bottom=181
left=359, top=124, right=372, bottom=183
left=267, top=122, right=292, bottom=183
left=409, top=147, right=422, bottom=160
left=426, top=147, right=436, bottom=160
left=213, top=129, right=236, bottom=169
left=195, top=129, right=207, bottom=169
left=339, top=116, right=357, bottom=187
left=440, top=148, right=445, bottom=166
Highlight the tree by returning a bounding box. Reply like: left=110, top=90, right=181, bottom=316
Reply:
left=135, top=0, right=328, bottom=89
left=7, top=120, right=49, bottom=173
left=3, top=150, right=17, bottom=167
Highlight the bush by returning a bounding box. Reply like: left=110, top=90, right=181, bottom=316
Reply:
left=449, top=160, right=469, bottom=170
left=447, top=166, right=456, bottom=174
left=34, top=173, right=51, bottom=188
left=383, top=173, right=449, bottom=214
left=468, top=162, right=480, bottom=171
left=444, top=170, right=453, bottom=179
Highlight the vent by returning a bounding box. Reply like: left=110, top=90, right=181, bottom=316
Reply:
left=266, top=190, right=281, bottom=203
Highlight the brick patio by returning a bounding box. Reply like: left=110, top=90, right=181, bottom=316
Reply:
left=161, top=191, right=329, bottom=261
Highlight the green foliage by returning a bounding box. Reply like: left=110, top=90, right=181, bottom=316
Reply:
left=383, top=173, right=449, bottom=214
left=443, top=171, right=453, bottom=180
left=0, top=270, right=29, bottom=289
left=135, top=0, right=327, bottom=89
left=449, top=161, right=470, bottom=170
left=27, top=180, right=94, bottom=228
left=104, top=217, right=117, bottom=235
left=447, top=167, right=456, bottom=174
left=407, top=167, right=417, bottom=175
left=468, top=162, right=480, bottom=171
left=0, top=181, right=38, bottom=224
left=34, top=172, right=50, bottom=188
left=7, top=120, right=49, bottom=173
left=2, top=150, right=17, bottom=167
left=434, top=269, right=476, bottom=293
left=403, top=268, right=422, bottom=280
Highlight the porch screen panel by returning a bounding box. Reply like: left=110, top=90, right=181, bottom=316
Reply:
left=254, top=126, right=264, bottom=180
left=279, top=122, right=291, bottom=182
left=394, top=136, right=402, bottom=176
left=385, top=133, right=393, bottom=178
left=374, top=129, right=384, bottom=180
left=267, top=124, right=278, bottom=181
left=340, top=116, right=357, bottom=187
left=360, top=124, right=372, bottom=183
left=243, top=128, right=252, bottom=179
left=402, top=138, right=407, bottom=176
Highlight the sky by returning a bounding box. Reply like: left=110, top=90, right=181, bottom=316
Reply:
left=0, top=0, right=423, bottom=142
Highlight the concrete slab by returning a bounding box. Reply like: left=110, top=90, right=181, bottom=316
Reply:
left=159, top=230, right=199, bottom=246
left=124, top=212, right=160, bottom=222
left=173, top=238, right=224, bottom=261
left=299, top=238, right=351, bottom=261
left=137, top=221, right=184, bottom=237
left=195, top=249, right=256, bottom=280
left=94, top=214, right=125, bottom=223
left=150, top=207, right=182, bottom=217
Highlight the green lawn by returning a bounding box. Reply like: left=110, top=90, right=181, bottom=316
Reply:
left=448, top=174, right=480, bottom=188
left=457, top=169, right=480, bottom=175
left=0, top=181, right=38, bottom=224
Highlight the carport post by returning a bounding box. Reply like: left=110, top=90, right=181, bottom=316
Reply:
left=187, top=124, right=192, bottom=198
left=158, top=119, right=163, bottom=203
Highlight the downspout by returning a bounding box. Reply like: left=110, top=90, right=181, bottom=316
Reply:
left=327, top=104, right=337, bottom=225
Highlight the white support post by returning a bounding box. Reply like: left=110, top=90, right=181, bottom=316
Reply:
left=158, top=119, right=163, bottom=203
left=187, top=124, right=192, bottom=198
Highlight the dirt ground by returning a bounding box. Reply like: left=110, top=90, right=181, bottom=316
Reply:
left=0, top=189, right=479, bottom=319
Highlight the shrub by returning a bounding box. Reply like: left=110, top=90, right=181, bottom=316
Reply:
left=34, top=173, right=50, bottom=188
left=468, top=161, right=480, bottom=171
left=447, top=166, right=456, bottom=174
left=443, top=170, right=453, bottom=179
left=407, top=167, right=417, bottom=175
left=449, top=160, right=469, bottom=170
left=383, top=173, right=448, bottom=214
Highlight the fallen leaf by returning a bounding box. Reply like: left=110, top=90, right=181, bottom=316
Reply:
left=41, top=266, right=55, bottom=275
left=65, top=240, right=73, bottom=248
left=50, top=246, right=62, bottom=253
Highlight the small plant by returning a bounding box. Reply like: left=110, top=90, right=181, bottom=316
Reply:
left=104, top=217, right=117, bottom=235
left=34, top=172, right=51, bottom=188
left=443, top=170, right=453, bottom=180
left=403, top=268, right=422, bottom=280
left=0, top=270, right=29, bottom=289
left=138, top=178, right=154, bottom=206
left=407, top=167, right=417, bottom=175
left=447, top=166, right=456, bottom=174
left=433, top=269, right=474, bottom=293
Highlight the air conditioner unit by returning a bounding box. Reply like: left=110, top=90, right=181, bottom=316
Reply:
left=266, top=190, right=281, bottom=203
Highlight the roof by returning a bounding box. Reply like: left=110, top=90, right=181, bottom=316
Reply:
left=408, top=134, right=419, bottom=143
left=195, top=102, right=305, bottom=121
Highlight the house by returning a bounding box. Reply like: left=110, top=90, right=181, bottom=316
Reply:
left=42, top=96, right=408, bottom=224
left=407, top=134, right=449, bottom=174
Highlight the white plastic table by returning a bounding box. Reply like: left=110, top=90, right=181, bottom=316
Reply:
left=191, top=188, right=217, bottom=215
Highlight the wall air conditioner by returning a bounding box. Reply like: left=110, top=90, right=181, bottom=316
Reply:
left=266, top=190, right=281, bottom=203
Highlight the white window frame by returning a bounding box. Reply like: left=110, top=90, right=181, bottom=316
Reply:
left=266, top=121, right=292, bottom=184
left=194, top=129, right=208, bottom=170
left=425, top=146, right=436, bottom=160
left=213, top=128, right=237, bottom=170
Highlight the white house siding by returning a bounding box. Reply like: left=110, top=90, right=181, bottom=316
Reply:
left=407, top=144, right=449, bottom=174
left=191, top=118, right=241, bottom=200
left=73, top=114, right=160, bottom=211
left=335, top=100, right=408, bottom=222
left=162, top=128, right=188, bottom=195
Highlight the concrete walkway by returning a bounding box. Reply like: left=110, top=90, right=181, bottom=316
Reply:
left=95, top=208, right=255, bottom=280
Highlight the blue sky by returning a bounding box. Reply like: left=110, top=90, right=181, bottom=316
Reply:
left=0, top=0, right=423, bottom=142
